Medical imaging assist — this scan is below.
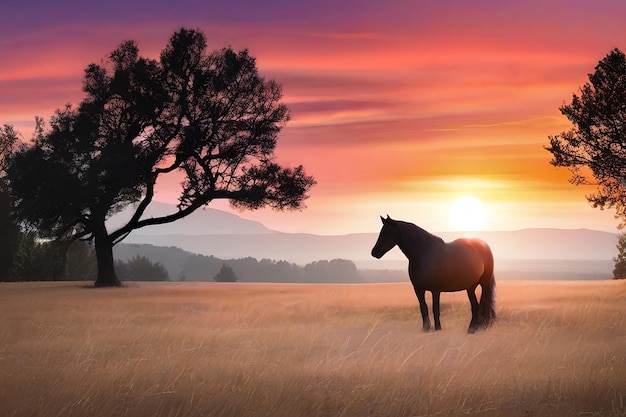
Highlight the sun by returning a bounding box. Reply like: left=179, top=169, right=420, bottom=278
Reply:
left=449, top=195, right=487, bottom=231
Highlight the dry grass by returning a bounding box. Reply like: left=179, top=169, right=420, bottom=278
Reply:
left=0, top=280, right=625, bottom=417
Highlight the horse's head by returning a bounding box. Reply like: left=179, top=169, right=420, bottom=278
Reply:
left=371, top=215, right=400, bottom=259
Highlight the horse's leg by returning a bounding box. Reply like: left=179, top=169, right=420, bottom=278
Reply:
left=432, top=291, right=442, bottom=330
left=466, top=286, right=479, bottom=333
left=414, top=288, right=431, bottom=331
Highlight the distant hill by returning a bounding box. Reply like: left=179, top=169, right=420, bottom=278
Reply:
left=122, top=228, right=618, bottom=265
left=111, top=203, right=619, bottom=280
left=107, top=201, right=275, bottom=235
left=123, top=232, right=375, bottom=265
left=114, top=240, right=616, bottom=282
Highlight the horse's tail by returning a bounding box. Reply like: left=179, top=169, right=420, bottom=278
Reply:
left=478, top=243, right=496, bottom=327
left=478, top=273, right=496, bottom=326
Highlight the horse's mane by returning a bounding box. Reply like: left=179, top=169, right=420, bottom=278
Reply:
left=394, top=220, right=445, bottom=249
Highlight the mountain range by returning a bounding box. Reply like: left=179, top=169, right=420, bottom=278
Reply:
left=110, top=202, right=619, bottom=280
left=108, top=201, right=274, bottom=235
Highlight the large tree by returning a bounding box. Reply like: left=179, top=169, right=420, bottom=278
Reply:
left=4, top=28, right=315, bottom=287
left=546, top=48, right=626, bottom=227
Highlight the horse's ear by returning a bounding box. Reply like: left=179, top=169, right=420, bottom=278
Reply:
left=380, top=215, right=386, bottom=224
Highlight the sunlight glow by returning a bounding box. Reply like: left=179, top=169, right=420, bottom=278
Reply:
left=449, top=195, right=487, bottom=231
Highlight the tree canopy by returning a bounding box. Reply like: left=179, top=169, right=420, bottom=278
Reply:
left=546, top=48, right=626, bottom=227
left=3, top=28, right=315, bottom=286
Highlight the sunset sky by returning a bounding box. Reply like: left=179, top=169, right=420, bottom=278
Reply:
left=2, top=0, right=626, bottom=235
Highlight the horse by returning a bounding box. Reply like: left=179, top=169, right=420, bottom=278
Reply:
left=371, top=215, right=496, bottom=333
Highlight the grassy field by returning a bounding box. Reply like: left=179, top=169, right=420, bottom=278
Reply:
left=0, top=280, right=625, bottom=417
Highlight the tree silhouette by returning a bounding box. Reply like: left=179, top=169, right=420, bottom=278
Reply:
left=4, top=28, right=315, bottom=287
left=613, top=233, right=626, bottom=279
left=214, top=263, right=237, bottom=282
left=546, top=48, right=626, bottom=227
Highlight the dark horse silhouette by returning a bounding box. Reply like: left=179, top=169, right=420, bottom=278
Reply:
left=371, top=216, right=496, bottom=333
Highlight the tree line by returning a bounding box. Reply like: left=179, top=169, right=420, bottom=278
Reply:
left=181, top=255, right=361, bottom=283
left=0, top=207, right=361, bottom=283
left=0, top=225, right=169, bottom=283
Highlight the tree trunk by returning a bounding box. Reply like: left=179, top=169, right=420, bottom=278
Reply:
left=93, top=225, right=121, bottom=287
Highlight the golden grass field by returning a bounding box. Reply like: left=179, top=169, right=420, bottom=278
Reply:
left=0, top=279, right=625, bottom=417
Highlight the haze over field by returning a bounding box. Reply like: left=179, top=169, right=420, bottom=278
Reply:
left=110, top=202, right=618, bottom=280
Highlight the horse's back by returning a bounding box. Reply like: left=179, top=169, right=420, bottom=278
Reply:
left=452, top=237, right=493, bottom=258
left=450, top=236, right=493, bottom=262
left=451, top=237, right=494, bottom=277
left=417, top=237, right=492, bottom=291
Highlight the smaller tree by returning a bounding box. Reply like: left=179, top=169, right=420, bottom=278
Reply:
left=214, top=263, right=237, bottom=282
left=613, top=233, right=626, bottom=279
